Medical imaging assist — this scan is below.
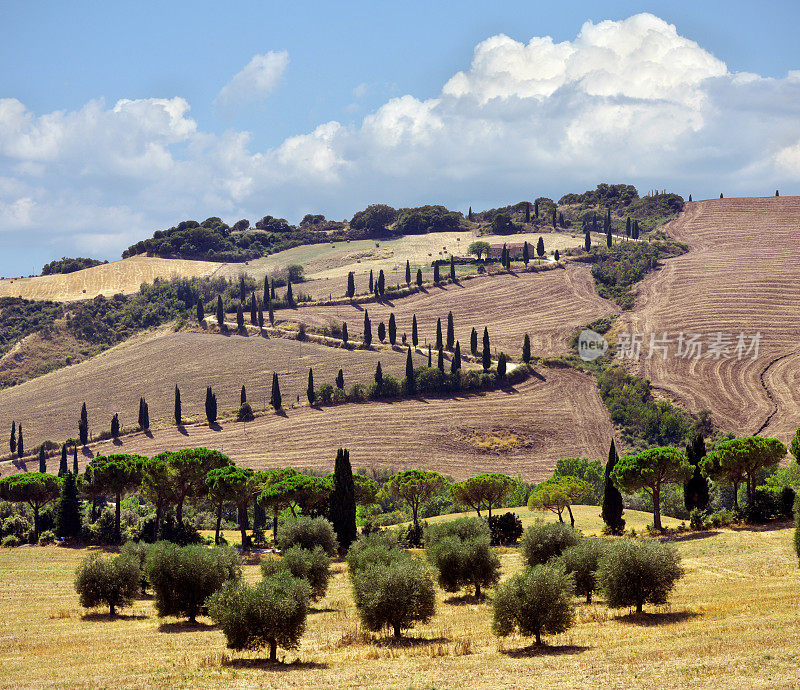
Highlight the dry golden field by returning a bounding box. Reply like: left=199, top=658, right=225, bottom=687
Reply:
left=1, top=513, right=799, bottom=689
left=0, top=256, right=223, bottom=302
left=620, top=196, right=800, bottom=445
left=2, top=365, right=616, bottom=482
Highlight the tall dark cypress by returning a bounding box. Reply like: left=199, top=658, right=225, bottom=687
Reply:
left=336, top=369, right=344, bottom=390
left=552, top=207, right=557, bottom=228
left=174, top=385, right=182, bottom=425
left=286, top=280, right=294, bottom=306
left=257, top=299, right=264, bottom=329
left=470, top=327, right=478, bottom=356
left=601, top=440, right=625, bottom=534
left=363, top=310, right=372, bottom=347
left=525, top=202, right=531, bottom=223
left=437, top=346, right=444, bottom=372
left=196, top=300, right=205, bottom=324
left=405, top=347, right=416, bottom=394
left=433, top=263, right=440, bottom=284
left=140, top=399, right=149, bottom=430
left=435, top=318, right=443, bottom=350
left=263, top=275, right=270, bottom=306
left=240, top=385, right=247, bottom=405
left=451, top=341, right=461, bottom=373
left=39, top=445, right=46, bottom=474
left=523, top=241, right=529, bottom=267
left=111, top=413, right=120, bottom=439
left=625, top=217, right=631, bottom=238
left=446, top=311, right=454, bottom=350
left=606, top=227, right=612, bottom=248
left=59, top=444, right=68, bottom=477
left=271, top=372, right=282, bottom=410
left=368, top=270, right=373, bottom=295
left=377, top=269, right=385, bottom=297
left=236, top=303, right=245, bottom=331
left=216, top=295, right=225, bottom=332
left=534, top=199, right=539, bottom=218
left=307, top=368, right=315, bottom=404
left=56, top=471, right=82, bottom=539
left=427, top=345, right=432, bottom=368
left=497, top=353, right=506, bottom=378
left=72, top=444, right=78, bottom=474
left=10, top=421, right=15, bottom=455
left=449, top=255, right=456, bottom=282
left=342, top=322, right=349, bottom=347
left=468, top=206, right=473, bottom=221
left=374, top=361, right=383, bottom=385
left=250, top=293, right=258, bottom=325
left=329, top=448, right=357, bottom=553
left=537, top=236, right=545, bottom=259
left=206, top=387, right=217, bottom=424
left=405, top=260, right=411, bottom=285
left=79, top=402, right=89, bottom=446
left=684, top=434, right=709, bottom=512
left=412, top=315, right=418, bottom=347
left=482, top=327, right=491, bottom=371
left=522, top=333, right=531, bottom=364
left=17, top=425, right=23, bottom=458
left=378, top=321, right=386, bottom=342
left=347, top=272, right=356, bottom=298
left=388, top=313, right=397, bottom=345
left=416, top=268, right=423, bottom=287
left=268, top=302, right=274, bottom=325
left=584, top=232, right=591, bottom=252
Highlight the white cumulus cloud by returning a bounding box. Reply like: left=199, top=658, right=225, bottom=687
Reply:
left=214, top=51, right=289, bottom=111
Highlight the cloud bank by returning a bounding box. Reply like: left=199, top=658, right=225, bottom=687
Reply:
left=1, top=14, right=800, bottom=271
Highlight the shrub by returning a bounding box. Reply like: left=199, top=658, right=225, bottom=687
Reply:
left=708, top=508, right=737, bottom=528
left=74, top=553, right=140, bottom=616
left=261, top=546, right=331, bottom=601
left=795, top=492, right=800, bottom=565
left=2, top=534, right=21, bottom=548
left=425, top=516, right=489, bottom=544
left=37, top=529, right=55, bottom=545
left=397, top=522, right=424, bottom=547
left=347, top=383, right=367, bottom=401
left=2, top=514, right=31, bottom=540
left=346, top=531, right=403, bottom=574
left=426, top=533, right=500, bottom=598
left=520, top=521, right=580, bottom=566
left=489, top=512, right=523, bottom=545
left=689, top=508, right=707, bottom=531
left=277, top=517, right=338, bottom=557
left=351, top=556, right=436, bottom=638
left=597, top=539, right=684, bottom=613
left=492, top=562, right=575, bottom=645
left=145, top=542, right=241, bottom=622
left=559, top=540, right=606, bottom=602
left=208, top=572, right=310, bottom=662
left=317, top=383, right=334, bottom=404
left=236, top=402, right=254, bottom=421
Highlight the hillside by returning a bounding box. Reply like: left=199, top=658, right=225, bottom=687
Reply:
left=3, top=365, right=616, bottom=481
left=0, top=256, right=223, bottom=302
left=619, top=196, right=800, bottom=443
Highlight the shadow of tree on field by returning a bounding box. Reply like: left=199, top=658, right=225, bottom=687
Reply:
left=502, top=643, right=589, bottom=658
left=616, top=610, right=699, bottom=626
left=659, top=530, right=719, bottom=543
left=158, top=620, right=217, bottom=633
left=308, top=606, right=339, bottom=614
left=372, top=635, right=450, bottom=648
left=81, top=612, right=149, bottom=622
left=208, top=422, right=222, bottom=432
left=729, top=520, right=792, bottom=533
left=443, top=594, right=485, bottom=606
left=177, top=425, right=189, bottom=436
left=223, top=658, right=328, bottom=671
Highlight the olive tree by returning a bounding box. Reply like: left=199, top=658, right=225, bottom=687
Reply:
left=208, top=572, right=310, bottom=662
left=492, top=562, right=575, bottom=645
left=559, top=540, right=606, bottom=602
left=261, top=545, right=331, bottom=601
left=74, top=553, right=140, bottom=616
left=520, top=521, right=580, bottom=566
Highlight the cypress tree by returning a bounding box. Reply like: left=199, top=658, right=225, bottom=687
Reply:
left=412, top=315, right=418, bottom=347
left=584, top=232, right=591, bottom=252
left=249, top=293, right=258, bottom=325
left=536, top=236, right=545, bottom=260
left=601, top=440, right=625, bottom=534
left=336, top=369, right=344, bottom=390
left=684, top=434, right=709, bottom=512
left=470, top=327, right=478, bottom=356
left=196, top=300, right=205, bottom=324
left=625, top=217, right=631, bottom=238
left=268, top=302, right=274, bottom=325
left=39, top=445, right=46, bottom=473
left=388, top=313, right=397, bottom=345
left=606, top=227, right=612, bottom=248
left=367, top=270, right=373, bottom=294
left=437, top=346, right=444, bottom=371
left=329, top=448, right=357, bottom=552
left=446, top=311, right=454, bottom=350
left=525, top=202, right=531, bottom=223
left=79, top=402, right=89, bottom=446
left=72, top=444, right=78, bottom=474
left=59, top=444, right=68, bottom=477
left=216, top=296, right=225, bottom=332
left=523, top=241, right=529, bottom=267
left=433, top=263, right=440, bottom=284
left=468, top=206, right=473, bottom=221
left=56, top=470, right=82, bottom=539
left=174, top=385, right=181, bottom=425
left=17, top=425, right=23, bottom=458
left=347, top=272, right=356, bottom=298
left=271, top=372, right=282, bottom=410
left=416, top=268, right=423, bottom=287
left=375, top=361, right=383, bottom=385
left=450, top=255, right=456, bottom=282
left=236, top=303, right=245, bottom=331
left=720, top=193, right=723, bottom=199
left=342, top=322, right=348, bottom=347
left=436, top=318, right=443, bottom=350
left=554, top=249, right=560, bottom=262
left=239, top=275, right=247, bottom=303
left=427, top=344, right=432, bottom=367
left=205, top=387, right=217, bottom=424
left=257, top=300, right=264, bottom=329
left=522, top=333, right=531, bottom=364
left=497, top=353, right=506, bottom=378
left=373, top=280, right=379, bottom=299
left=263, top=275, right=270, bottom=306
left=10, top=421, right=15, bottom=455
left=307, top=368, right=315, bottom=404
left=482, top=327, right=491, bottom=371
left=552, top=207, right=557, bottom=228
left=286, top=280, right=294, bottom=306
left=111, top=413, right=120, bottom=439
left=689, top=194, right=692, bottom=202
left=405, top=347, right=416, bottom=394
left=534, top=199, right=539, bottom=218
left=140, top=398, right=149, bottom=430
left=451, top=341, right=461, bottom=373
left=405, top=260, right=411, bottom=285
left=240, top=385, right=247, bottom=405
left=378, top=269, right=385, bottom=297
left=378, top=321, right=386, bottom=342
left=363, top=310, right=372, bottom=347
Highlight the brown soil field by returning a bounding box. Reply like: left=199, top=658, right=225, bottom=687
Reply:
left=0, top=256, right=223, bottom=302
left=28, top=365, right=617, bottom=482
left=619, top=197, right=800, bottom=443
left=285, top=264, right=617, bottom=359
left=0, top=330, right=427, bottom=455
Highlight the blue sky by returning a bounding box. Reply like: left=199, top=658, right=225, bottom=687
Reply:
left=1, top=1, right=799, bottom=276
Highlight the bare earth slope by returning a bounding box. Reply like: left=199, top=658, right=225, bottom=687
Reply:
left=0, top=330, right=426, bottom=452
left=620, top=196, right=800, bottom=442
left=47, top=366, right=614, bottom=481
left=0, top=256, right=223, bottom=302
left=293, top=264, right=617, bottom=358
